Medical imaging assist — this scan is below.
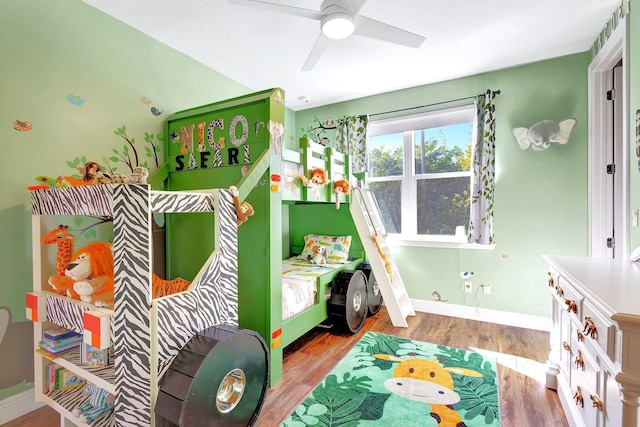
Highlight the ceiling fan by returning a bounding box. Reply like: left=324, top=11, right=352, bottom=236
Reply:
left=229, top=0, right=426, bottom=71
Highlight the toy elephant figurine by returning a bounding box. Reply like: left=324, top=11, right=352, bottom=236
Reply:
left=72, top=383, right=115, bottom=422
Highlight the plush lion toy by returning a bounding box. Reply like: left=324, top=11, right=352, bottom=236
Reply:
left=299, top=168, right=329, bottom=187
left=61, top=242, right=114, bottom=307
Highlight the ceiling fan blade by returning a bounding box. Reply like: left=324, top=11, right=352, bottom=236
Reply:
left=301, top=33, right=331, bottom=71
left=230, top=0, right=323, bottom=21
left=354, top=15, right=425, bottom=48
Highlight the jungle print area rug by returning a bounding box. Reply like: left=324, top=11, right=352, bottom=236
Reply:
left=280, top=331, right=500, bottom=427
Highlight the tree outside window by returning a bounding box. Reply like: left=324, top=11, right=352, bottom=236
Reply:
left=368, top=105, right=474, bottom=241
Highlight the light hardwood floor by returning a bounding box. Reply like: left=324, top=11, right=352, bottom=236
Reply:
left=2, top=309, right=568, bottom=427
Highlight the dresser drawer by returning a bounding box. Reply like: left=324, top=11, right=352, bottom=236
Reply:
left=569, top=344, right=601, bottom=427
left=582, top=301, right=616, bottom=359
left=567, top=377, right=600, bottom=427
left=558, top=311, right=572, bottom=376
left=570, top=331, right=599, bottom=395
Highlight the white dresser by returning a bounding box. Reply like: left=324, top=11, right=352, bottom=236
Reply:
left=544, top=255, right=640, bottom=427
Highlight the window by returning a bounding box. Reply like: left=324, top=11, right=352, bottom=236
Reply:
left=368, top=105, right=475, bottom=244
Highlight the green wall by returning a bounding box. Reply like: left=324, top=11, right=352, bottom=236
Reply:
left=0, top=0, right=254, bottom=401
left=296, top=53, right=591, bottom=317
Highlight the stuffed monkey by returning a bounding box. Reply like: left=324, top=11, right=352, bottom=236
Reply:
left=333, top=179, right=351, bottom=209
left=230, top=186, right=255, bottom=226
left=56, top=161, right=102, bottom=187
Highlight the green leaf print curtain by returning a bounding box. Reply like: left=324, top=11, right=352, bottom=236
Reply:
left=335, top=115, right=368, bottom=174
left=468, top=90, right=496, bottom=244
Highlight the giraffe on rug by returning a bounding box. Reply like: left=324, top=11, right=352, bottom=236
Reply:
left=41, top=225, right=76, bottom=294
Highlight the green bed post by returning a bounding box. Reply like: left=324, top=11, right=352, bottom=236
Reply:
left=241, top=89, right=284, bottom=386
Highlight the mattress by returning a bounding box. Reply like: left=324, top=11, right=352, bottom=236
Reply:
left=281, top=257, right=343, bottom=321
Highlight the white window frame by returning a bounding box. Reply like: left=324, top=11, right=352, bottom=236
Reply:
left=369, top=104, right=489, bottom=249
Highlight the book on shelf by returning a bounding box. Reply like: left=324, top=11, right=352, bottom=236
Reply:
left=40, top=337, right=81, bottom=352
left=81, top=343, right=110, bottom=367
left=56, top=368, right=85, bottom=391
left=41, top=333, right=83, bottom=348
left=37, top=344, right=80, bottom=359
left=45, top=364, right=65, bottom=393
left=39, top=327, right=82, bottom=358
left=43, top=326, right=81, bottom=342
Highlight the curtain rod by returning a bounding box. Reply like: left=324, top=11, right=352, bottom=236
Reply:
left=368, top=90, right=501, bottom=118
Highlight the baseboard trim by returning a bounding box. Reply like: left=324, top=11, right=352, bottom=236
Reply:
left=0, top=388, right=44, bottom=425
left=411, top=298, right=551, bottom=332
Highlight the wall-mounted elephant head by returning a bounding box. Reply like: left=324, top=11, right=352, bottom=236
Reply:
left=513, top=118, right=577, bottom=151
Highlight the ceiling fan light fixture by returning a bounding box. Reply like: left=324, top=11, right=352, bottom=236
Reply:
left=321, top=12, right=355, bottom=40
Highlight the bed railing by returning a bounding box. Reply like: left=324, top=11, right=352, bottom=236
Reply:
left=282, top=139, right=350, bottom=203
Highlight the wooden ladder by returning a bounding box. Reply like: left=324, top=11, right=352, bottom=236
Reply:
left=350, top=186, right=415, bottom=327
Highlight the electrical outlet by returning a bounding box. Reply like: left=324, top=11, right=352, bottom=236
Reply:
left=483, top=283, right=491, bottom=294
left=464, top=281, right=472, bottom=293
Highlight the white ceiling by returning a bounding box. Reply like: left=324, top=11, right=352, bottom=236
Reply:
left=82, top=0, right=618, bottom=111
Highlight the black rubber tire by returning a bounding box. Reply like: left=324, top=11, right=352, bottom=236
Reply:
left=328, top=270, right=368, bottom=334
left=155, top=324, right=269, bottom=427
left=357, top=262, right=383, bottom=316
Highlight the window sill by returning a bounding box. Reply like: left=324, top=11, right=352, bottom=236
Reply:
left=385, top=234, right=495, bottom=250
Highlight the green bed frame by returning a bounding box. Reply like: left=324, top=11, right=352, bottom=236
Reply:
left=158, top=88, right=363, bottom=386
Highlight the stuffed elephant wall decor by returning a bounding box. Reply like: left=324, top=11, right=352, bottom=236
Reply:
left=513, top=118, right=577, bottom=151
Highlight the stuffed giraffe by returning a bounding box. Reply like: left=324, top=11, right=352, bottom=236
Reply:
left=41, top=225, right=75, bottom=276
left=41, top=225, right=76, bottom=294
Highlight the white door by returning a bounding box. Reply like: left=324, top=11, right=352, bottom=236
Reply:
left=588, top=24, right=628, bottom=259
left=611, top=63, right=624, bottom=259
left=603, top=63, right=624, bottom=258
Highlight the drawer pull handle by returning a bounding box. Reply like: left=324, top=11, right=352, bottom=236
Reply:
left=564, top=299, right=577, bottom=314
left=547, top=272, right=554, bottom=287
left=555, top=286, right=564, bottom=297
left=576, top=331, right=584, bottom=342
left=573, top=386, right=584, bottom=407
left=583, top=317, right=598, bottom=340
left=590, top=395, right=603, bottom=412
left=575, top=350, right=585, bottom=371
left=562, top=341, right=571, bottom=352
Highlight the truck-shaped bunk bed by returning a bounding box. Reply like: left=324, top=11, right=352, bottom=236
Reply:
left=161, top=88, right=414, bottom=389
